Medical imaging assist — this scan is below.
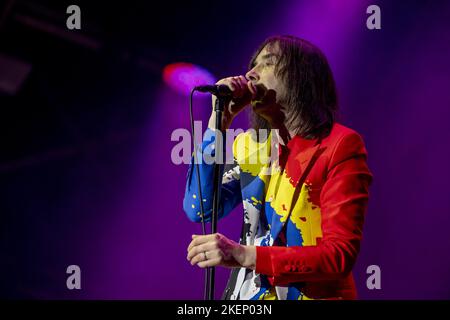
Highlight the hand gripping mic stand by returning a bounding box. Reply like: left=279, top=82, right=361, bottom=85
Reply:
left=206, top=95, right=227, bottom=300
left=190, top=86, right=228, bottom=300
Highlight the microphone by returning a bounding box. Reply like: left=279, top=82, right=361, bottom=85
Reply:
left=194, top=84, right=267, bottom=99
left=194, top=84, right=232, bottom=97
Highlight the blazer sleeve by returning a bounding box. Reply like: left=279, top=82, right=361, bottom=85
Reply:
left=255, top=132, right=373, bottom=285
left=183, top=128, right=242, bottom=223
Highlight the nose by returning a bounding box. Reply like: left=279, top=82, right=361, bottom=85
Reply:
left=245, top=67, right=259, bottom=83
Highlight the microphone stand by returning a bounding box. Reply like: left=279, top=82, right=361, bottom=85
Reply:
left=206, top=96, right=225, bottom=300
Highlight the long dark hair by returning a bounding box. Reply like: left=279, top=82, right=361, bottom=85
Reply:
left=249, top=35, right=338, bottom=139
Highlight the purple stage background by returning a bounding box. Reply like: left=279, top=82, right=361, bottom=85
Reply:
left=1, top=0, right=450, bottom=299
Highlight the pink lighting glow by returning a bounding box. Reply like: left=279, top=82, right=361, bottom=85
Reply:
left=163, top=62, right=216, bottom=96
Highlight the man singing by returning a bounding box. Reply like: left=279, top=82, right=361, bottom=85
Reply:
left=183, top=35, right=372, bottom=300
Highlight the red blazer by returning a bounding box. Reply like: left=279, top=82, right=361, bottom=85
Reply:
left=255, top=123, right=372, bottom=299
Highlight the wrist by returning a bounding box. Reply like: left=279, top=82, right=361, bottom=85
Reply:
left=234, top=245, right=256, bottom=270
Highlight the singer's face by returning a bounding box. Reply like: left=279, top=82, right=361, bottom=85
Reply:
left=246, top=44, right=287, bottom=103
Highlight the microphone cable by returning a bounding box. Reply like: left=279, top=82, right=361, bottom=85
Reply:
left=189, top=88, right=209, bottom=300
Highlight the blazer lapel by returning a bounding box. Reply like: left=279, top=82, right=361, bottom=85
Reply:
left=270, top=137, right=324, bottom=244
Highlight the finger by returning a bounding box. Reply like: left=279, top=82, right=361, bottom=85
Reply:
left=236, top=76, right=247, bottom=88
left=233, top=77, right=243, bottom=90
left=197, top=257, right=222, bottom=268
left=192, top=233, right=220, bottom=242
left=237, top=76, right=249, bottom=97
left=187, top=237, right=200, bottom=252
left=228, top=81, right=237, bottom=92
left=190, top=248, right=220, bottom=265
left=247, top=81, right=256, bottom=99
left=188, top=234, right=219, bottom=251
left=238, top=75, right=248, bottom=83
left=231, top=78, right=244, bottom=97
left=217, top=78, right=237, bottom=93
left=216, top=77, right=234, bottom=86
left=187, top=242, right=218, bottom=261
left=190, top=252, right=207, bottom=265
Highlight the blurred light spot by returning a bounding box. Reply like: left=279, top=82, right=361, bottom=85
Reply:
left=163, top=62, right=216, bottom=96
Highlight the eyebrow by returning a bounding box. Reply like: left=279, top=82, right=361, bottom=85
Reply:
left=259, top=53, right=278, bottom=60
left=251, top=53, right=278, bottom=68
